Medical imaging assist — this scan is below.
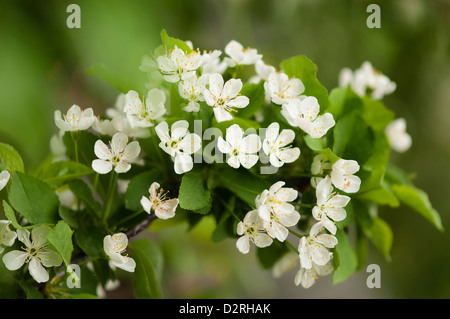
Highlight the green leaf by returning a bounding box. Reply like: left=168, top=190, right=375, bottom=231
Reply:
left=179, top=170, right=211, bottom=211
left=333, top=111, right=374, bottom=165
left=85, top=64, right=140, bottom=94
left=303, top=135, right=324, bottom=151
left=47, top=221, right=74, bottom=267
left=0, top=142, right=24, bottom=173
left=280, top=55, right=330, bottom=109
left=2, top=200, right=21, bottom=229
left=160, top=29, right=192, bottom=54
left=74, top=226, right=106, bottom=258
left=62, top=131, right=99, bottom=167
left=39, top=161, right=94, bottom=188
left=68, top=179, right=102, bottom=216
left=328, top=86, right=363, bottom=120
left=236, top=83, right=265, bottom=119
left=19, top=281, right=44, bottom=299
left=333, top=229, right=357, bottom=285
left=212, top=117, right=261, bottom=136
left=361, top=97, right=395, bottom=131
left=129, top=238, right=164, bottom=299
left=125, top=170, right=161, bottom=211
left=355, top=225, right=369, bottom=271
left=219, top=167, right=272, bottom=208
left=363, top=217, right=393, bottom=261
left=385, top=163, right=414, bottom=186
left=391, top=184, right=443, bottom=231
left=58, top=205, right=80, bottom=229
left=8, top=172, right=59, bottom=225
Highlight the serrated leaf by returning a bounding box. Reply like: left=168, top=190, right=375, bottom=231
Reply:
left=0, top=142, right=24, bottom=174
left=160, top=29, right=192, bottom=54
left=2, top=200, right=21, bottom=229
left=129, top=238, right=163, bottom=299
left=47, top=221, right=74, bottom=267
left=333, top=111, right=374, bottom=165
left=68, top=179, right=102, bottom=217
left=280, top=55, right=330, bottom=109
left=39, top=161, right=94, bottom=188
left=363, top=217, right=393, bottom=261
left=333, top=229, right=357, bottom=285
left=179, top=170, right=211, bottom=211
left=391, top=184, right=443, bottom=231
left=8, top=172, right=59, bottom=225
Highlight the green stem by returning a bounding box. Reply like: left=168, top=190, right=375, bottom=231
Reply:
left=285, top=239, right=299, bottom=254
left=92, top=173, right=99, bottom=196
left=103, top=172, right=118, bottom=226
left=71, top=131, right=80, bottom=162
left=288, top=228, right=304, bottom=239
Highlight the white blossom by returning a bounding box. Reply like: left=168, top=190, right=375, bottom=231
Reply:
left=255, top=181, right=300, bottom=242
left=217, top=124, right=261, bottom=169
left=54, top=104, right=96, bottom=132
left=339, top=61, right=396, bottom=100
left=262, top=122, right=300, bottom=168
left=140, top=182, right=179, bottom=220
left=123, top=89, right=166, bottom=128
left=330, top=158, right=361, bottom=193
left=200, top=50, right=228, bottom=75
left=103, top=233, right=136, bottom=273
left=281, top=96, right=335, bottom=138
left=298, top=229, right=337, bottom=269
left=203, top=73, right=249, bottom=122
left=385, top=118, right=412, bottom=153
left=178, top=74, right=209, bottom=112
left=310, top=154, right=331, bottom=175
left=295, top=261, right=333, bottom=288
left=155, top=120, right=202, bottom=174
left=311, top=176, right=350, bottom=235
left=156, top=46, right=202, bottom=83
left=92, top=132, right=141, bottom=174
left=236, top=210, right=273, bottom=254
left=0, top=170, right=10, bottom=192
left=249, top=59, right=276, bottom=84
left=0, top=220, right=17, bottom=254
left=224, top=40, right=262, bottom=67
left=264, top=71, right=305, bottom=105
left=2, top=225, right=62, bottom=283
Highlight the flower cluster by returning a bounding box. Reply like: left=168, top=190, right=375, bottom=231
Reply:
left=0, top=30, right=427, bottom=299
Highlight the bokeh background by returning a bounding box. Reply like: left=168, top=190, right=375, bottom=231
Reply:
left=1, top=0, right=449, bottom=298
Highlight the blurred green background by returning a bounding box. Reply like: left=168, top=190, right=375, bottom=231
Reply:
left=1, top=0, right=449, bottom=298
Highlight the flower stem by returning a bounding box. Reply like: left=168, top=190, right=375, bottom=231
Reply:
left=103, top=171, right=118, bottom=226
left=70, top=131, right=80, bottom=162
left=288, top=228, right=304, bottom=239
left=285, top=239, right=299, bottom=255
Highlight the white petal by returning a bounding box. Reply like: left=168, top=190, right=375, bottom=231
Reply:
left=213, top=107, right=233, bottom=123
left=208, top=73, right=224, bottom=98
left=236, top=235, right=250, bottom=254
left=94, top=140, right=111, bottom=160
left=174, top=152, right=194, bottom=174
left=240, top=134, right=261, bottom=154
left=140, top=196, right=153, bottom=214
left=2, top=250, right=28, bottom=270
left=221, top=79, right=242, bottom=99
left=92, top=159, right=113, bottom=175
left=29, top=258, right=49, bottom=283
left=238, top=154, right=259, bottom=169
